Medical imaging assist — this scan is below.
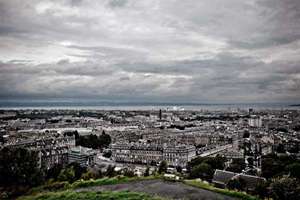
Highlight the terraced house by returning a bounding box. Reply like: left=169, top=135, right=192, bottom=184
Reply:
left=111, top=142, right=196, bottom=167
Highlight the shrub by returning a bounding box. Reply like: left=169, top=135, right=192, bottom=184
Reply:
left=158, top=161, right=167, bottom=174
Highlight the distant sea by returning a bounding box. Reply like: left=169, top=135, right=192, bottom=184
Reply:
left=0, top=99, right=299, bottom=111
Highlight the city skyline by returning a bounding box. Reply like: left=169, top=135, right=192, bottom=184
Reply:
left=1, top=0, right=300, bottom=104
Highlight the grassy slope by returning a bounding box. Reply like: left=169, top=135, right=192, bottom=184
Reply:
left=19, top=190, right=164, bottom=200
left=21, top=176, right=260, bottom=200
left=29, top=175, right=159, bottom=195
left=184, top=180, right=260, bottom=200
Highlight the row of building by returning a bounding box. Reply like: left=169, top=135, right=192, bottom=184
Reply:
left=2, top=135, right=96, bottom=169
left=111, top=142, right=196, bottom=167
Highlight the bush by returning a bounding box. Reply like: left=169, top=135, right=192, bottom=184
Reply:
left=158, top=161, right=167, bottom=174
left=123, top=168, right=135, bottom=177
left=286, top=163, right=300, bottom=179
left=42, top=181, right=70, bottom=191
left=103, top=151, right=112, bottom=158
left=0, top=147, right=43, bottom=187
left=190, top=163, right=214, bottom=180
left=57, top=167, right=75, bottom=183
left=270, top=176, right=300, bottom=200
left=227, top=178, right=246, bottom=191
left=81, top=170, right=97, bottom=180
left=144, top=167, right=150, bottom=176
left=253, top=181, right=269, bottom=199
left=105, top=165, right=116, bottom=177
left=188, top=156, right=226, bottom=172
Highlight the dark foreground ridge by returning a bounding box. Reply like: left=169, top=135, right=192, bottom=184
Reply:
left=76, top=179, right=236, bottom=200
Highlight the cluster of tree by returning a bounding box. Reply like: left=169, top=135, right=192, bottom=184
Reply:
left=0, top=147, right=44, bottom=197
left=47, top=163, right=88, bottom=183
left=76, top=111, right=103, bottom=118
left=242, top=130, right=250, bottom=138
left=225, top=158, right=246, bottom=173
left=0, top=147, right=106, bottom=198
left=188, top=156, right=226, bottom=180
left=158, top=161, right=168, bottom=174
left=103, top=150, right=112, bottom=158
left=0, top=147, right=44, bottom=186
left=168, top=124, right=185, bottom=130
left=276, top=127, right=288, bottom=133
left=227, top=177, right=247, bottom=191
left=275, top=143, right=299, bottom=154
left=144, top=167, right=150, bottom=176
left=227, top=175, right=300, bottom=200
left=269, top=176, right=300, bottom=200
left=261, top=154, right=300, bottom=179
left=293, top=125, right=300, bottom=131
left=75, top=131, right=111, bottom=149
left=243, top=154, right=300, bottom=200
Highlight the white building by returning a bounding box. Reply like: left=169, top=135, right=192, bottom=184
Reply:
left=68, top=146, right=96, bottom=167
left=248, top=116, right=262, bottom=127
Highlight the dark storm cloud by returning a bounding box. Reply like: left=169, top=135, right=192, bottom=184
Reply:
left=0, top=0, right=299, bottom=103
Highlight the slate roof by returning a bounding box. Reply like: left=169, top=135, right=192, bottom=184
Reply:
left=212, top=169, right=266, bottom=190
left=212, top=169, right=237, bottom=185
left=235, top=174, right=266, bottom=190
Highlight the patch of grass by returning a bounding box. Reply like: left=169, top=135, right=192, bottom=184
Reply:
left=71, top=175, right=160, bottom=189
left=18, top=190, right=164, bottom=200
left=184, top=180, right=260, bottom=200
left=28, top=175, right=161, bottom=195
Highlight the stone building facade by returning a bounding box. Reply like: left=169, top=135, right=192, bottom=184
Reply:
left=111, top=142, right=196, bottom=167
left=3, top=135, right=76, bottom=169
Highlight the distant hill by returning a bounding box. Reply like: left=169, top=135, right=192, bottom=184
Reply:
left=289, top=104, right=300, bottom=107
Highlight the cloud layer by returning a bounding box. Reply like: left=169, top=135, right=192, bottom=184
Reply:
left=0, top=0, right=300, bottom=103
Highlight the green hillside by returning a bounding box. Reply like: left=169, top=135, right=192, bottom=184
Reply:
left=19, top=190, right=164, bottom=200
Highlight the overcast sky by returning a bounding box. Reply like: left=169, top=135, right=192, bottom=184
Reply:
left=0, top=0, right=299, bottom=103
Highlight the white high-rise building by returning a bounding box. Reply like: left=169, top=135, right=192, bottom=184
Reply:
left=248, top=116, right=262, bottom=127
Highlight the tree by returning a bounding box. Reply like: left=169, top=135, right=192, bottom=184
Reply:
left=188, top=157, right=206, bottom=170
left=270, top=176, right=300, bottom=200
left=226, top=158, right=246, bottom=173
left=262, top=154, right=295, bottom=179
left=243, top=130, right=250, bottom=138
left=262, top=155, right=284, bottom=179
left=123, top=168, right=135, bottom=177
left=97, top=169, right=103, bottom=179
left=81, top=170, right=97, bottom=180
left=158, top=161, right=168, bottom=174
left=144, top=167, right=150, bottom=176
left=254, top=181, right=269, bottom=199
left=190, top=163, right=214, bottom=180
left=276, top=143, right=286, bottom=153
left=76, top=132, right=111, bottom=149
left=176, top=166, right=182, bottom=173
left=46, top=164, right=63, bottom=180
left=105, top=165, right=116, bottom=177
left=0, top=147, right=43, bottom=187
left=103, top=151, right=112, bottom=158
left=64, top=130, right=79, bottom=139
left=293, top=125, right=300, bottom=131
left=247, top=157, right=254, bottom=167
left=188, top=156, right=226, bottom=173
left=67, top=162, right=87, bottom=180
left=99, top=131, right=112, bottom=148
left=57, top=166, right=75, bottom=183
left=204, top=156, right=226, bottom=170
left=286, top=163, right=300, bottom=179
left=277, top=127, right=288, bottom=133
left=227, top=178, right=246, bottom=191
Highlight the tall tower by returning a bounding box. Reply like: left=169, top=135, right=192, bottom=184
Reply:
left=159, top=109, right=162, bottom=120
